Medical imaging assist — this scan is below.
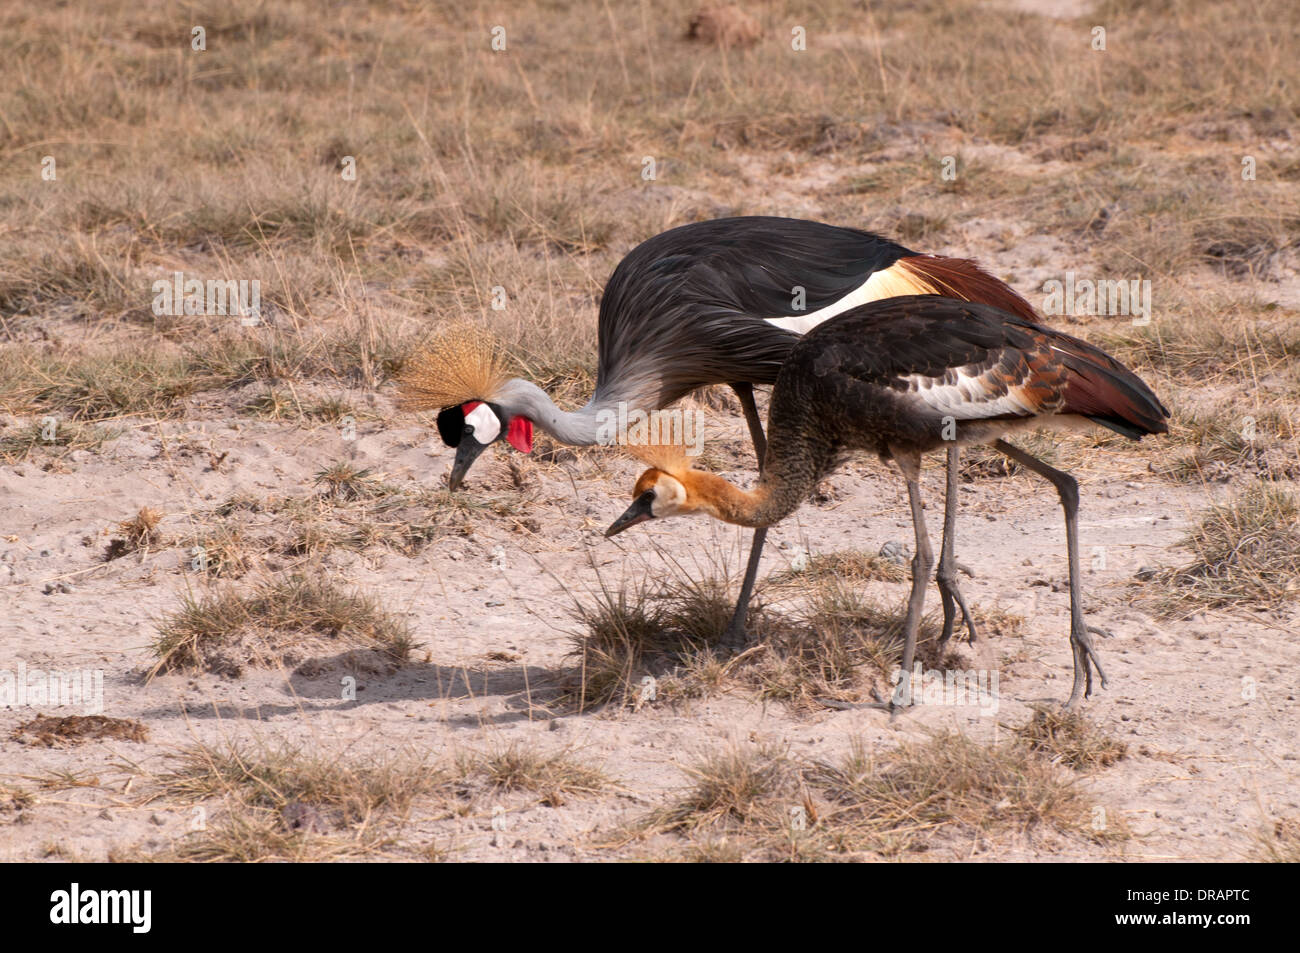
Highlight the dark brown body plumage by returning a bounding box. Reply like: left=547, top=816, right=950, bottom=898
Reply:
left=608, top=295, right=1168, bottom=707
left=732, top=294, right=1167, bottom=706
left=750, top=295, right=1168, bottom=524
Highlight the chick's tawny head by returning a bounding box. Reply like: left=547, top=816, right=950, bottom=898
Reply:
left=605, top=469, right=694, bottom=537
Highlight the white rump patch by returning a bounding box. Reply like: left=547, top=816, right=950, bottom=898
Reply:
left=464, top=402, right=501, bottom=444
left=764, top=263, right=936, bottom=335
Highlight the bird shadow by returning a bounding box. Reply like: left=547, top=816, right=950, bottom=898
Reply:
left=135, top=653, right=572, bottom=728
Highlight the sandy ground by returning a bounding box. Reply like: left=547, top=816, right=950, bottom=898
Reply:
left=2, top=370, right=1297, bottom=860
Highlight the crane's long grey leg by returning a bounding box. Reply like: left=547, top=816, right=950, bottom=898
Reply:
left=937, top=445, right=979, bottom=647
left=993, top=439, right=1107, bottom=707
left=723, top=382, right=767, bottom=649
left=892, top=452, right=934, bottom=713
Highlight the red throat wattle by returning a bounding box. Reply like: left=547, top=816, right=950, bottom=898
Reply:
left=507, top=415, right=533, bottom=453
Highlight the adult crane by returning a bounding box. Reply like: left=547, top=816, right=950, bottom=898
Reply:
left=605, top=295, right=1170, bottom=708
left=400, top=216, right=1049, bottom=646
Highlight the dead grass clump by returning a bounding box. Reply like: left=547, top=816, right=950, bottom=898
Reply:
left=8, top=347, right=199, bottom=421
left=304, top=396, right=357, bottom=424
left=753, top=581, right=946, bottom=709
left=1154, top=484, right=1300, bottom=610
left=770, top=549, right=907, bottom=586
left=243, top=389, right=299, bottom=419
left=462, top=742, right=608, bottom=807
left=1108, top=306, right=1300, bottom=382
left=566, top=577, right=671, bottom=709
left=648, top=744, right=798, bottom=834
left=313, top=462, right=381, bottom=501
left=809, top=733, right=1101, bottom=855
left=971, top=604, right=1026, bottom=640
left=140, top=739, right=445, bottom=861
left=1013, top=705, right=1128, bottom=771
left=103, top=506, right=163, bottom=560
left=659, top=573, right=764, bottom=646
left=1152, top=404, right=1298, bottom=484
left=151, top=574, right=416, bottom=677
left=0, top=418, right=114, bottom=463
left=960, top=433, right=1060, bottom=481
left=184, top=522, right=253, bottom=577
left=12, top=714, right=148, bottom=748
left=1256, top=817, right=1300, bottom=862
left=565, top=559, right=783, bottom=709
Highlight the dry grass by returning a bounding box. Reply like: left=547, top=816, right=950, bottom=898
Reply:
left=12, top=714, right=149, bottom=748
left=136, top=738, right=446, bottom=861
left=565, top=552, right=964, bottom=712
left=1013, top=705, right=1128, bottom=772
left=182, top=521, right=253, bottom=577
left=1104, top=296, right=1300, bottom=383
left=636, top=731, right=1119, bottom=861
left=1255, top=817, right=1300, bottom=863
left=2, top=0, right=1293, bottom=426
left=103, top=505, right=163, bottom=560
left=313, top=461, right=381, bottom=501
left=1151, top=403, right=1298, bottom=484
left=753, top=579, right=948, bottom=709
left=808, top=733, right=1115, bottom=856
left=563, top=553, right=777, bottom=709
left=646, top=743, right=798, bottom=834
left=459, top=742, right=608, bottom=807
left=769, top=549, right=908, bottom=586
left=0, top=418, right=115, bottom=463
left=1153, top=483, right=1300, bottom=611
left=151, top=574, right=417, bottom=677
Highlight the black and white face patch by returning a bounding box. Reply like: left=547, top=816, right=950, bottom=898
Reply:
left=462, top=401, right=501, bottom=445
left=435, top=401, right=503, bottom=447
left=434, top=401, right=532, bottom=454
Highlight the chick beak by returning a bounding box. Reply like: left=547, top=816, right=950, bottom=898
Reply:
left=605, top=492, right=656, bottom=537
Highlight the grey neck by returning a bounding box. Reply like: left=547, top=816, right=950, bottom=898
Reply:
left=496, top=378, right=608, bottom=447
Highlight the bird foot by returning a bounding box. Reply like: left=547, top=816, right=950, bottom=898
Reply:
left=1087, top=624, right=1114, bottom=639
left=936, top=575, right=980, bottom=647
left=1065, top=623, right=1109, bottom=708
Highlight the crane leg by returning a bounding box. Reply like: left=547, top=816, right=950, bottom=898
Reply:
left=722, top=383, right=767, bottom=649
left=937, top=445, right=979, bottom=647
left=892, top=452, right=934, bottom=713
left=993, top=439, right=1108, bottom=707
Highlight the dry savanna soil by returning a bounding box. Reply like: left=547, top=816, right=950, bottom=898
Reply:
left=1, top=0, right=1297, bottom=862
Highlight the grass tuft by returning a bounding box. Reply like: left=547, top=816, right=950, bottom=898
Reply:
left=1013, top=705, right=1128, bottom=771
left=1154, top=484, right=1300, bottom=610
left=151, top=574, right=416, bottom=677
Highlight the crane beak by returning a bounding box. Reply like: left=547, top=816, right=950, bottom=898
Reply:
left=605, top=492, right=656, bottom=537
left=448, top=439, right=488, bottom=491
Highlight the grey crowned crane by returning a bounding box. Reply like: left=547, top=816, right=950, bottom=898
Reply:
left=605, top=295, right=1170, bottom=708
left=399, top=216, right=1066, bottom=647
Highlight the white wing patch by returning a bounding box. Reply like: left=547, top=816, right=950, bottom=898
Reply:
left=464, top=402, right=501, bottom=444
left=900, top=368, right=1039, bottom=420
left=764, top=262, right=937, bottom=335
